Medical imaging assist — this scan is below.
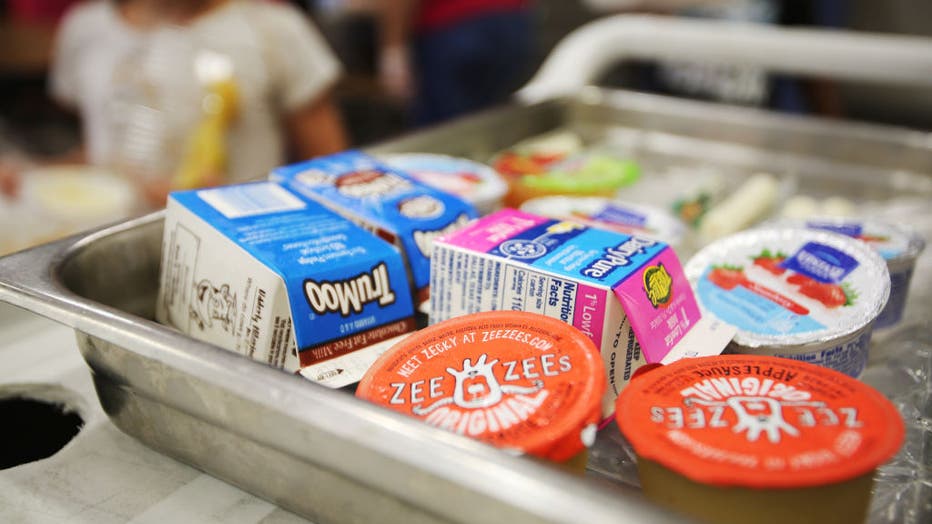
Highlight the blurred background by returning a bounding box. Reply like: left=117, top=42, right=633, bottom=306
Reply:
left=1, top=0, right=931, bottom=254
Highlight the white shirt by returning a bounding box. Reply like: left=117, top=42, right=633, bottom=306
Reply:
left=50, top=0, right=341, bottom=184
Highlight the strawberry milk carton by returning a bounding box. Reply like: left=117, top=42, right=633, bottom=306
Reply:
left=430, top=209, right=734, bottom=418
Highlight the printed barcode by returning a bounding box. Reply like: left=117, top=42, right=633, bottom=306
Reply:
left=198, top=183, right=306, bottom=219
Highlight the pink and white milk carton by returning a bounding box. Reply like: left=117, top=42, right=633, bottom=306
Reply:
left=430, top=209, right=733, bottom=419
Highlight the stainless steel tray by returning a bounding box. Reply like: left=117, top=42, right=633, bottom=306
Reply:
left=1, top=88, right=930, bottom=524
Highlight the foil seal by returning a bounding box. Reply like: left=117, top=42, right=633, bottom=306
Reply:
left=520, top=196, right=687, bottom=252
left=771, top=217, right=926, bottom=270
left=768, top=217, right=925, bottom=329
left=685, top=227, right=890, bottom=377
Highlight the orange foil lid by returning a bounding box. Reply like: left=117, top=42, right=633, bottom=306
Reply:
left=615, top=355, right=904, bottom=488
left=357, top=311, right=606, bottom=462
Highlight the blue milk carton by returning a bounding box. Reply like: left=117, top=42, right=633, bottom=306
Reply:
left=156, top=181, right=416, bottom=387
left=270, top=151, right=477, bottom=308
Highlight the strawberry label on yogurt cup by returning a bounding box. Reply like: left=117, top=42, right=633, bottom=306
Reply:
left=686, top=228, right=890, bottom=377
left=432, top=209, right=735, bottom=420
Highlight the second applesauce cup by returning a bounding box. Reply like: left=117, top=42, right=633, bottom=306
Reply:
left=356, top=310, right=606, bottom=472
left=615, top=354, right=905, bottom=524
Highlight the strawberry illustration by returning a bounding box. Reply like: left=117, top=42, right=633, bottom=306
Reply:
left=493, top=152, right=544, bottom=176
left=751, top=249, right=787, bottom=276
left=493, top=151, right=564, bottom=177
left=707, top=265, right=746, bottom=290
left=708, top=264, right=810, bottom=314
left=530, top=152, right=565, bottom=165
left=798, top=281, right=855, bottom=308
left=787, top=273, right=815, bottom=286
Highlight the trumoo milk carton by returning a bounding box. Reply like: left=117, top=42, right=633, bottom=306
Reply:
left=430, top=209, right=734, bottom=419
left=156, top=181, right=416, bottom=387
left=270, top=151, right=477, bottom=307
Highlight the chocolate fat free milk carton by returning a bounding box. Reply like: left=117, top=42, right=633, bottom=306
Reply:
left=270, top=151, right=477, bottom=307
left=156, top=181, right=415, bottom=387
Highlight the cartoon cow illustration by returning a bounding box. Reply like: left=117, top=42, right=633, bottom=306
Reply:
left=190, top=279, right=236, bottom=332
left=685, top=396, right=826, bottom=444
left=412, top=354, right=543, bottom=415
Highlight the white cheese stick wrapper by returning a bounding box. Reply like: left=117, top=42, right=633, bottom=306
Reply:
left=699, top=173, right=779, bottom=243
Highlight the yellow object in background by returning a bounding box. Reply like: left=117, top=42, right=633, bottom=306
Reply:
left=171, top=51, right=239, bottom=191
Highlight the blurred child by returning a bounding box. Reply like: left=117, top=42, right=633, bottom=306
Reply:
left=4, top=0, right=348, bottom=207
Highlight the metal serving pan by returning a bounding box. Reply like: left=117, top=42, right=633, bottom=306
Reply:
left=3, top=14, right=932, bottom=522
left=1, top=87, right=930, bottom=523
left=0, top=187, right=670, bottom=524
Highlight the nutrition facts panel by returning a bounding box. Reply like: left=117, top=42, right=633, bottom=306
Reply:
left=432, top=248, right=589, bottom=325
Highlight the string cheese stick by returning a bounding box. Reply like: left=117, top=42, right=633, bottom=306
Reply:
left=699, top=173, right=780, bottom=242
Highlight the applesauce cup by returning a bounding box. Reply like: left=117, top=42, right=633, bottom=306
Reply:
left=615, top=354, right=905, bottom=524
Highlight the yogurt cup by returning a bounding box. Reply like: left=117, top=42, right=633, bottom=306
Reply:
left=520, top=196, right=688, bottom=253
left=615, top=354, right=905, bottom=524
left=379, top=153, right=508, bottom=215
left=784, top=217, right=925, bottom=330
left=490, top=130, right=583, bottom=180
left=356, top=310, right=606, bottom=470
left=492, top=149, right=640, bottom=208
left=685, top=228, right=890, bottom=378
